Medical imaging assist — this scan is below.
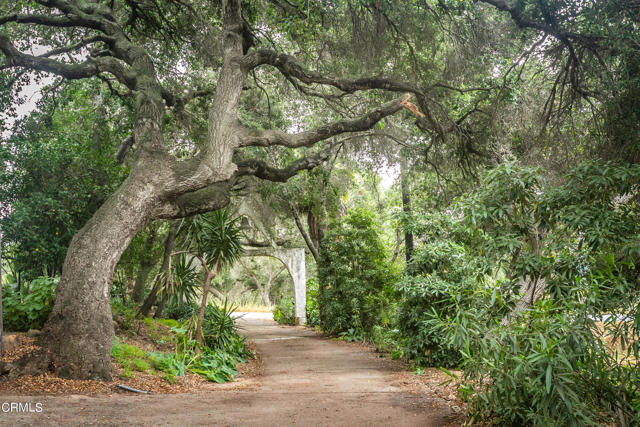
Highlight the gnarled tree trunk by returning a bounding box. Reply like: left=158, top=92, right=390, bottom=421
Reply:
left=41, top=173, right=162, bottom=379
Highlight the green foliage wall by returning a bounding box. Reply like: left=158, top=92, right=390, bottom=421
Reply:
left=318, top=207, right=396, bottom=335
left=0, top=81, right=129, bottom=279
left=399, top=161, right=640, bottom=425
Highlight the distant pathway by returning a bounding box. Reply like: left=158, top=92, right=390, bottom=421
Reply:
left=1, top=318, right=452, bottom=426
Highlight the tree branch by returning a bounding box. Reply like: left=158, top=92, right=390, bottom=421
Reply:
left=239, top=95, right=409, bottom=148
left=243, top=49, right=419, bottom=93
left=152, top=181, right=234, bottom=220
left=0, top=34, right=134, bottom=86
left=290, top=204, right=319, bottom=262
left=235, top=145, right=335, bottom=182
left=479, top=0, right=602, bottom=46
left=0, top=12, right=79, bottom=28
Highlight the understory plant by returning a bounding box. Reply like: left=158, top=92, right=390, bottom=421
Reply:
left=2, top=276, right=58, bottom=331
left=317, top=207, right=396, bottom=336
left=111, top=302, right=252, bottom=384
left=397, top=162, right=640, bottom=425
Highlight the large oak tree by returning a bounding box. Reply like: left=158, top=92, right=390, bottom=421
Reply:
left=1, top=0, right=634, bottom=380
left=0, top=0, right=431, bottom=380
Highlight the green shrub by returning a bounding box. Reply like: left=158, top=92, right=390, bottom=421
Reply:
left=199, top=301, right=244, bottom=353
left=2, top=276, right=58, bottom=331
left=305, top=279, right=321, bottom=326
left=434, top=297, right=622, bottom=426
left=273, top=297, right=295, bottom=325
left=162, top=301, right=198, bottom=321
left=397, top=239, right=481, bottom=367
left=318, top=207, right=396, bottom=335
left=189, top=349, right=240, bottom=383
left=147, top=351, right=186, bottom=377
left=339, top=327, right=364, bottom=342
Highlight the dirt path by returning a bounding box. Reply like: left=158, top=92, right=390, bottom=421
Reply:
left=0, top=318, right=457, bottom=426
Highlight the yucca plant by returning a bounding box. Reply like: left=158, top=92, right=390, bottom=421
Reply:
left=177, top=208, right=244, bottom=346
left=156, top=253, right=200, bottom=308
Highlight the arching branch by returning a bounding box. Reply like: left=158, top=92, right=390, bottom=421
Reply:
left=235, top=145, right=334, bottom=182
left=239, top=95, right=409, bottom=148
left=0, top=34, right=135, bottom=86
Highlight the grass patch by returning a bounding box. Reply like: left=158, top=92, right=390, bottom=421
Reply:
left=132, top=358, right=150, bottom=372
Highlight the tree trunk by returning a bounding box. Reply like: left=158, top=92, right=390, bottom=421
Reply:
left=39, top=174, right=162, bottom=380
left=291, top=205, right=319, bottom=262
left=400, top=162, right=414, bottom=264
left=140, top=221, right=178, bottom=316
left=154, top=294, right=168, bottom=319
left=500, top=276, right=547, bottom=327
left=261, top=290, right=271, bottom=306
left=132, top=263, right=154, bottom=304
left=132, top=227, right=158, bottom=304
left=195, top=269, right=216, bottom=346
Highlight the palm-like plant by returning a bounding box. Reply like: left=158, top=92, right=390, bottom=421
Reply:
left=178, top=208, right=244, bottom=346
left=157, top=253, right=200, bottom=307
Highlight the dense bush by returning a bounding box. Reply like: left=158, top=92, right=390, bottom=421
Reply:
left=305, top=278, right=321, bottom=326
left=317, top=208, right=396, bottom=335
left=397, top=238, right=481, bottom=367
left=199, top=301, right=251, bottom=359
left=401, top=162, right=640, bottom=425
left=2, top=276, right=58, bottom=331
left=162, top=301, right=198, bottom=321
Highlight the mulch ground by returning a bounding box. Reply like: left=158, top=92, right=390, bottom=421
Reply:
left=0, top=327, right=263, bottom=396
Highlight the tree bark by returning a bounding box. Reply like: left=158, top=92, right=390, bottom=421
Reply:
left=291, top=205, right=319, bottom=262
left=195, top=262, right=219, bottom=347
left=261, top=290, right=271, bottom=307
left=500, top=276, right=547, bottom=327
left=154, top=295, right=168, bottom=319
left=132, top=263, right=154, bottom=305
left=40, top=172, right=163, bottom=380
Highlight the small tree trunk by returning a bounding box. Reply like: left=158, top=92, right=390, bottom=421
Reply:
left=140, top=221, right=178, bottom=316
left=195, top=269, right=216, bottom=347
left=132, top=263, right=154, bottom=304
left=132, top=227, right=159, bottom=304
left=261, top=291, right=271, bottom=306
left=153, top=295, right=168, bottom=319
left=500, top=276, right=547, bottom=327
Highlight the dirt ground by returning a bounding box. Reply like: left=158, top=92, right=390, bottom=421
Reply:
left=0, top=318, right=464, bottom=426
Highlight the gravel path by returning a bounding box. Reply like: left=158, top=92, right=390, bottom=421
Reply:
left=0, top=318, right=454, bottom=426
